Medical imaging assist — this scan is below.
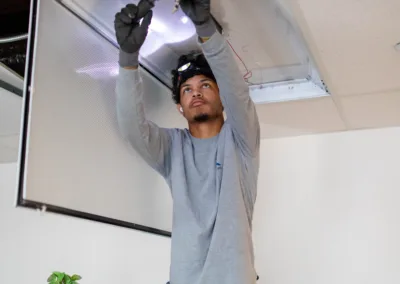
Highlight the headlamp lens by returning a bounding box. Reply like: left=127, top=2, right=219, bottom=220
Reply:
left=178, top=62, right=191, bottom=72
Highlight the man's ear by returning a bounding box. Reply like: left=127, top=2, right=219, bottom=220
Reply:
left=176, top=104, right=184, bottom=115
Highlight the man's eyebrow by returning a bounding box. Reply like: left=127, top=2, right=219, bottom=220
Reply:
left=181, top=78, right=212, bottom=89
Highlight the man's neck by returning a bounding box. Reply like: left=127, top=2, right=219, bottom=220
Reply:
left=189, top=117, right=224, bottom=139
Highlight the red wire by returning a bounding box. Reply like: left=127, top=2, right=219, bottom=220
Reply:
left=227, top=40, right=253, bottom=81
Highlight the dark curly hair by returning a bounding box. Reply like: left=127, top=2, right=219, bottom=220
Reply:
left=171, top=52, right=216, bottom=105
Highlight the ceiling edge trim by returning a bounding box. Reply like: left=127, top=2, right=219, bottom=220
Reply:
left=0, top=79, right=23, bottom=96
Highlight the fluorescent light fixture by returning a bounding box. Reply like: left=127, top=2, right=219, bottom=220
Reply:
left=249, top=79, right=329, bottom=104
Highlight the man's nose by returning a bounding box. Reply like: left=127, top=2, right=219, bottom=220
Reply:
left=192, top=89, right=203, bottom=97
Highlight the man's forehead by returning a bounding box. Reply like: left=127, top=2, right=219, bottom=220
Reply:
left=182, top=75, right=212, bottom=86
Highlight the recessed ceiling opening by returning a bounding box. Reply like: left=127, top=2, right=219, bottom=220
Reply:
left=57, top=0, right=329, bottom=103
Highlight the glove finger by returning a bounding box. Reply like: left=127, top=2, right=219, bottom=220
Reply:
left=124, top=4, right=139, bottom=16
left=135, top=12, right=152, bottom=43
left=115, top=14, right=128, bottom=32
left=179, top=0, right=190, bottom=10
left=121, top=4, right=138, bottom=21
left=198, top=0, right=210, bottom=8
left=136, top=0, right=155, bottom=20
left=140, top=10, right=153, bottom=31
left=116, top=12, right=133, bottom=25
left=114, top=12, right=123, bottom=25
left=178, top=0, right=195, bottom=18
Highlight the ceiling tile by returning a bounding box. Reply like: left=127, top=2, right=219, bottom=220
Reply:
left=257, top=96, right=346, bottom=138
left=288, top=0, right=400, bottom=96
left=339, top=90, right=400, bottom=129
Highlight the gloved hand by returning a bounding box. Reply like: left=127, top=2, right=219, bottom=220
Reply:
left=179, top=0, right=216, bottom=38
left=114, top=0, right=154, bottom=67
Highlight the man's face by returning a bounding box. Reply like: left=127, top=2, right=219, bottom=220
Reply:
left=177, top=75, right=223, bottom=123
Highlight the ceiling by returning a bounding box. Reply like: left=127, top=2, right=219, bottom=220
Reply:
left=58, top=0, right=312, bottom=87
left=1, top=0, right=400, bottom=162
left=254, top=0, right=400, bottom=137
left=0, top=0, right=29, bottom=77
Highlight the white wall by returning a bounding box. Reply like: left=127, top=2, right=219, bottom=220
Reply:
left=0, top=163, right=171, bottom=284
left=253, top=126, right=400, bottom=284
left=2, top=126, right=400, bottom=284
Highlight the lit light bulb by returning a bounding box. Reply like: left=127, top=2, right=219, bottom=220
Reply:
left=181, top=16, right=189, bottom=24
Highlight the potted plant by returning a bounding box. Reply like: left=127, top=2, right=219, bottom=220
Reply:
left=47, top=271, right=82, bottom=284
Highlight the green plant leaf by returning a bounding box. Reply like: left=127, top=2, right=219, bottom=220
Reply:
left=71, top=274, right=82, bottom=281
left=54, top=271, right=63, bottom=278
left=58, top=274, right=65, bottom=282
left=47, top=274, right=57, bottom=282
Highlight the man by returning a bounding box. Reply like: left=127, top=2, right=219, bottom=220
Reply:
left=114, top=0, right=260, bottom=283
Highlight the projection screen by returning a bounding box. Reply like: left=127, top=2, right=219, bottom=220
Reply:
left=17, top=0, right=191, bottom=236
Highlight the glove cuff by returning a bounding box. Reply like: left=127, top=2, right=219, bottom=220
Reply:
left=119, top=50, right=139, bottom=68
left=195, top=18, right=217, bottom=38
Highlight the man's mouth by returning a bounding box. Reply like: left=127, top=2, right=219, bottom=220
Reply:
left=191, top=99, right=205, bottom=107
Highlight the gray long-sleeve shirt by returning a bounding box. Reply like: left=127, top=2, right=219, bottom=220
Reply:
left=116, top=31, right=261, bottom=284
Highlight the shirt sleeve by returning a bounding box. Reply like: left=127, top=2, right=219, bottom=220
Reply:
left=200, top=32, right=260, bottom=156
left=115, top=67, right=172, bottom=177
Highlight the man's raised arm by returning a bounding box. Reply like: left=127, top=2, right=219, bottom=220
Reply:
left=180, top=0, right=260, bottom=157
left=115, top=2, right=171, bottom=177
left=201, top=32, right=260, bottom=156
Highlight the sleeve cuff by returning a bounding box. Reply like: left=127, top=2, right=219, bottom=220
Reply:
left=118, top=65, right=141, bottom=81
left=195, top=18, right=217, bottom=38
left=119, top=50, right=139, bottom=68
left=198, top=30, right=225, bottom=55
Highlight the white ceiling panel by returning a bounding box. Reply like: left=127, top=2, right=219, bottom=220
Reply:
left=286, top=0, right=400, bottom=97
left=257, top=96, right=346, bottom=138
left=339, top=90, right=400, bottom=130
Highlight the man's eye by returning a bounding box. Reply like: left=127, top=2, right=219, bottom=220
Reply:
left=203, top=83, right=210, bottom=88
left=183, top=88, right=191, bottom=93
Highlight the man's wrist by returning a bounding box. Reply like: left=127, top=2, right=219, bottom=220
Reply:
left=195, top=17, right=216, bottom=38
left=200, top=36, right=210, bottom=43
left=123, top=66, right=138, bottom=70
left=119, top=50, right=139, bottom=68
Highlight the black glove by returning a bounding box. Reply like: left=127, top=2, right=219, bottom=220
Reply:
left=180, top=0, right=216, bottom=38
left=114, top=0, right=154, bottom=67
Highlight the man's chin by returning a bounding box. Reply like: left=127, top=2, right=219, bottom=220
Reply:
left=193, top=113, right=210, bottom=122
